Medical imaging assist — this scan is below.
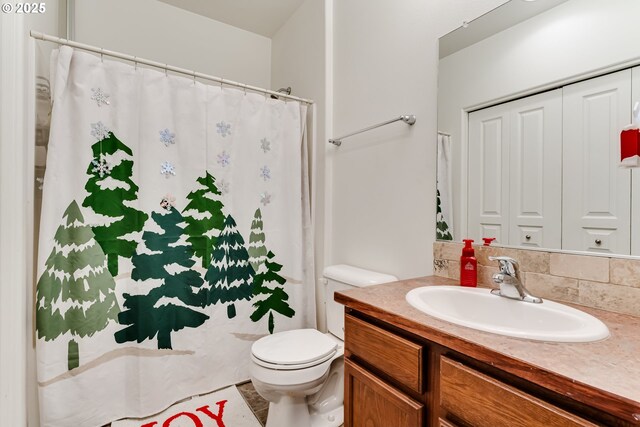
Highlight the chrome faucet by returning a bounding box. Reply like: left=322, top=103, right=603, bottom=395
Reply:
left=489, top=256, right=542, bottom=304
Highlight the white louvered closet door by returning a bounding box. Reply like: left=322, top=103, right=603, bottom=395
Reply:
left=562, top=69, right=631, bottom=254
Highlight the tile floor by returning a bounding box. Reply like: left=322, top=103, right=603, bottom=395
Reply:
left=237, top=381, right=269, bottom=426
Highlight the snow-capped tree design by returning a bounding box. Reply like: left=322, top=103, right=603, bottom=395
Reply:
left=251, top=251, right=295, bottom=334
left=115, top=208, right=209, bottom=350
left=183, top=173, right=226, bottom=268
left=203, top=215, right=254, bottom=319
left=82, top=130, right=148, bottom=276
left=247, top=209, right=295, bottom=333
left=248, top=208, right=268, bottom=272
left=36, top=200, right=119, bottom=370
left=436, top=188, right=453, bottom=241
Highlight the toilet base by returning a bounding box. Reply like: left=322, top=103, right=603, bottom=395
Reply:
left=265, top=395, right=312, bottom=427
left=310, top=405, right=343, bottom=427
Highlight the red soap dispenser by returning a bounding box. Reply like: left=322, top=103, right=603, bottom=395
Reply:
left=460, top=239, right=477, bottom=287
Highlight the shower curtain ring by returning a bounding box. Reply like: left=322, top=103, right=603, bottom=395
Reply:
left=192, top=71, right=196, bottom=86
left=165, top=65, right=168, bottom=77
left=220, top=78, right=224, bottom=89
left=243, top=85, right=247, bottom=96
left=134, top=56, right=137, bottom=71
left=100, top=48, right=104, bottom=62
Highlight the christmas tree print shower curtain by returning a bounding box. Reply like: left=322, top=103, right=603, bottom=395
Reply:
left=36, top=46, right=315, bottom=427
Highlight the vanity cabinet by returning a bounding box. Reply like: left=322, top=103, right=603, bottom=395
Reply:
left=343, top=308, right=634, bottom=427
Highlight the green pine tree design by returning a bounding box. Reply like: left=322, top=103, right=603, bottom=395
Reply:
left=183, top=173, right=225, bottom=268
left=247, top=209, right=295, bottom=334
left=436, top=188, right=453, bottom=241
left=36, top=200, right=119, bottom=370
left=248, top=208, right=268, bottom=272
left=251, top=251, right=295, bottom=334
left=115, top=208, right=209, bottom=350
left=203, top=214, right=254, bottom=319
left=83, top=130, right=148, bottom=276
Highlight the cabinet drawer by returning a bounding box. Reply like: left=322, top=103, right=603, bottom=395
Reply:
left=440, top=357, right=597, bottom=427
left=345, top=314, right=423, bottom=393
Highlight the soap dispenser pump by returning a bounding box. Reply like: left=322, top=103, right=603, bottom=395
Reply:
left=460, top=239, right=477, bottom=287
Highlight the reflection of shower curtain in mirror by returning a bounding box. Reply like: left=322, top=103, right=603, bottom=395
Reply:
left=437, top=133, right=454, bottom=240
left=36, top=46, right=315, bottom=426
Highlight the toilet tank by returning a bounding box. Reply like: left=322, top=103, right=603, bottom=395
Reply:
left=324, top=265, right=398, bottom=341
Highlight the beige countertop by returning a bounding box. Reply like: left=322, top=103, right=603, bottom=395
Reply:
left=335, top=276, right=640, bottom=424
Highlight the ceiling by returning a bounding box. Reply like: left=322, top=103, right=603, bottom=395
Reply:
left=439, top=0, right=569, bottom=58
left=158, top=0, right=305, bottom=38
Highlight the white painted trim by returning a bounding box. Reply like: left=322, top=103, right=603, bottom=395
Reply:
left=0, top=12, right=30, bottom=427
left=323, top=0, right=334, bottom=267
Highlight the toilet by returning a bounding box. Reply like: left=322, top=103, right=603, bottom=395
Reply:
left=250, top=265, right=398, bottom=427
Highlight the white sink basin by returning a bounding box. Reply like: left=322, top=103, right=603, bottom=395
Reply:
left=405, top=286, right=609, bottom=342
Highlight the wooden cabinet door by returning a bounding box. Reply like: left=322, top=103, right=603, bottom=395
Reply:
left=344, top=358, right=423, bottom=427
left=562, top=69, right=631, bottom=254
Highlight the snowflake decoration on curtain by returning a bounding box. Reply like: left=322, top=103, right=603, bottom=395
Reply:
left=260, top=192, right=272, bottom=206
left=217, top=151, right=230, bottom=167
left=216, top=121, right=232, bottom=137
left=91, top=154, right=113, bottom=178
left=90, top=121, right=110, bottom=140
left=159, top=128, right=175, bottom=147
left=218, top=179, right=230, bottom=195
left=160, top=194, right=176, bottom=211
left=35, top=177, right=44, bottom=191
left=260, top=165, right=271, bottom=181
left=260, top=138, right=271, bottom=153
left=160, top=161, right=176, bottom=178
left=90, top=87, right=110, bottom=107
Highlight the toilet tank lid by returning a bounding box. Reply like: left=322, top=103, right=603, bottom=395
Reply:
left=323, top=264, right=398, bottom=288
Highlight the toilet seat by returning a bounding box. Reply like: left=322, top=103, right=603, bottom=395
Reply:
left=251, top=329, right=338, bottom=371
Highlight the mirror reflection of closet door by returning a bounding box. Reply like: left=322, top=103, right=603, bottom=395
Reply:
left=508, top=90, right=562, bottom=249
left=562, top=69, right=631, bottom=255
left=467, top=90, right=561, bottom=248
left=631, top=67, right=640, bottom=256
left=468, top=104, right=510, bottom=244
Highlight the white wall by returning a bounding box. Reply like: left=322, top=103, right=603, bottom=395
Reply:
left=439, top=0, right=640, bottom=240
left=74, top=0, right=272, bottom=88
left=329, top=0, right=508, bottom=280
left=271, top=0, right=329, bottom=330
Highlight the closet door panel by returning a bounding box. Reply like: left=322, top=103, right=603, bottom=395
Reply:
left=468, top=105, right=510, bottom=244
left=508, top=89, right=562, bottom=249
left=562, top=70, right=631, bottom=254
left=631, top=66, right=640, bottom=255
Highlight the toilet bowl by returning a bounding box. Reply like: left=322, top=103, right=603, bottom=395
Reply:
left=249, top=265, right=398, bottom=427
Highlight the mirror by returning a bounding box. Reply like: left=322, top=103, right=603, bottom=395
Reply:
left=437, top=0, right=640, bottom=256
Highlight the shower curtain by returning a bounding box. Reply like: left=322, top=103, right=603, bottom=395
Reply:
left=36, top=46, right=315, bottom=427
left=437, top=133, right=454, bottom=240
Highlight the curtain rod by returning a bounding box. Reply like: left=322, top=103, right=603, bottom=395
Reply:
left=438, top=131, right=451, bottom=137
left=329, top=115, right=416, bottom=146
left=30, top=31, right=315, bottom=105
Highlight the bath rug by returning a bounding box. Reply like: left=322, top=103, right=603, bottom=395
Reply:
left=111, top=385, right=262, bottom=427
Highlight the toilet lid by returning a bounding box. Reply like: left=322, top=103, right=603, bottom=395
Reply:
left=251, top=329, right=338, bottom=366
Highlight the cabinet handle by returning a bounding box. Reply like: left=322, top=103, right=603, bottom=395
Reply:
left=595, top=239, right=602, bottom=245
left=525, top=235, right=531, bottom=240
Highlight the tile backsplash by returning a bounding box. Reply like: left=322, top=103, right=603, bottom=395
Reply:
left=433, top=242, right=640, bottom=317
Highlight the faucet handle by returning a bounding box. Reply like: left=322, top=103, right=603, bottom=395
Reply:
left=488, top=256, right=519, bottom=276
